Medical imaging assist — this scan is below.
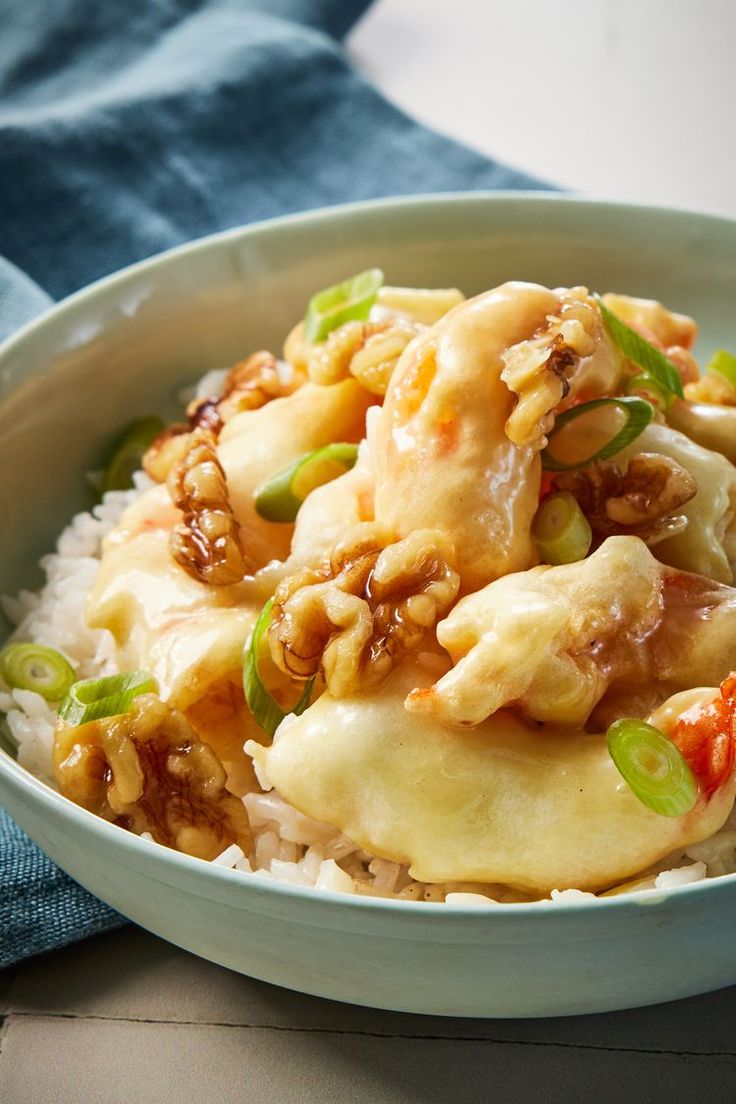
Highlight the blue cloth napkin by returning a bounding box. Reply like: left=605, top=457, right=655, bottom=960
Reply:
left=0, top=0, right=553, bottom=969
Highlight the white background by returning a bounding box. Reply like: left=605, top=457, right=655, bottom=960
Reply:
left=349, top=0, right=736, bottom=217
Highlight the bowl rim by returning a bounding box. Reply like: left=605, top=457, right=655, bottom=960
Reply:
left=2, top=188, right=736, bottom=920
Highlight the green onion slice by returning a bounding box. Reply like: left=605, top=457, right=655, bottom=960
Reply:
left=595, top=294, right=685, bottom=402
left=625, top=372, right=670, bottom=410
left=532, top=492, right=592, bottom=565
left=607, top=718, right=698, bottom=817
left=243, top=598, right=314, bottom=739
left=101, top=416, right=165, bottom=494
left=304, top=268, right=384, bottom=343
left=58, top=671, right=157, bottom=726
left=706, top=349, right=736, bottom=390
left=0, top=643, right=75, bottom=702
left=255, top=443, right=359, bottom=523
left=542, top=396, right=654, bottom=472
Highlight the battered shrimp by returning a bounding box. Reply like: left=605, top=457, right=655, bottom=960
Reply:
left=372, top=282, right=621, bottom=591
left=252, top=659, right=736, bottom=893
left=406, top=536, right=736, bottom=728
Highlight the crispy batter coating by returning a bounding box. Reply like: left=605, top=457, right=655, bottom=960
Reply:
left=168, top=427, right=250, bottom=586
left=405, top=536, right=736, bottom=729
left=500, top=287, right=620, bottom=451
left=268, top=524, right=460, bottom=697
left=144, top=352, right=297, bottom=482
left=685, top=371, right=736, bottom=406
left=601, top=293, right=698, bottom=350
left=53, top=694, right=252, bottom=860
left=554, top=452, right=697, bottom=545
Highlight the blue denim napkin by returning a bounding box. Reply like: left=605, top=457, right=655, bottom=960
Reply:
left=0, top=0, right=552, bottom=969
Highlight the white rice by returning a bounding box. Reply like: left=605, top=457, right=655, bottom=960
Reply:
left=3, top=466, right=735, bottom=905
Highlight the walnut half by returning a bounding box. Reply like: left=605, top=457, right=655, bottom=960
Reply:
left=168, top=426, right=250, bottom=586
left=268, top=524, right=460, bottom=697
left=144, top=351, right=297, bottom=483
left=286, top=319, right=422, bottom=396
left=554, top=452, right=697, bottom=545
left=500, top=288, right=617, bottom=451
left=53, top=694, right=252, bottom=860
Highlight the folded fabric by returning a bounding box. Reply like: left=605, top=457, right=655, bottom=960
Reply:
left=0, top=0, right=554, bottom=969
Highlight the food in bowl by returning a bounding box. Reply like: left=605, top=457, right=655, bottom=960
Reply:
left=4, top=273, right=736, bottom=905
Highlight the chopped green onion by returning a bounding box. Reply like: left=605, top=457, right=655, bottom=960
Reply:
left=532, top=492, right=592, bottom=565
left=58, top=671, right=157, bottom=726
left=595, top=294, right=684, bottom=402
left=706, top=349, right=736, bottom=390
left=0, top=643, right=75, bottom=702
left=625, top=372, right=670, bottom=410
left=607, top=718, right=698, bottom=817
left=101, top=416, right=165, bottom=493
left=542, top=396, right=654, bottom=472
left=243, top=598, right=314, bottom=739
left=304, top=268, right=384, bottom=343
left=255, top=443, right=359, bottom=523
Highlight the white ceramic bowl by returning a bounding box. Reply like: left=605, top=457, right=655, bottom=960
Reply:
left=2, top=193, right=736, bottom=1017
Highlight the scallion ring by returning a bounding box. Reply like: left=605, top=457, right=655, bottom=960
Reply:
left=0, top=643, right=75, bottom=702
left=625, top=372, right=670, bottom=410
left=706, top=349, right=736, bottom=390
left=58, top=671, right=157, bottom=726
left=255, top=443, right=359, bottom=523
left=304, top=268, right=384, bottom=343
left=243, top=598, right=314, bottom=738
left=595, top=294, right=684, bottom=403
left=532, top=492, right=592, bottom=565
left=101, top=416, right=165, bottom=494
left=607, top=718, right=698, bottom=817
left=541, top=396, right=654, bottom=472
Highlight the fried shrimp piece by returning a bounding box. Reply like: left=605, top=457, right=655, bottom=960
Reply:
left=53, top=694, right=252, bottom=860
left=405, top=536, right=736, bottom=728
left=144, top=352, right=300, bottom=482
left=300, top=318, right=422, bottom=396
left=668, top=400, right=736, bottom=465
left=373, top=283, right=625, bottom=592
left=685, top=371, right=736, bottom=407
left=601, top=293, right=698, bottom=350
left=251, top=660, right=736, bottom=894
left=601, top=292, right=700, bottom=388
left=268, top=524, right=460, bottom=697
left=288, top=438, right=376, bottom=568
left=554, top=452, right=697, bottom=545
left=500, top=287, right=621, bottom=450
left=168, top=426, right=250, bottom=586
left=616, top=423, right=736, bottom=584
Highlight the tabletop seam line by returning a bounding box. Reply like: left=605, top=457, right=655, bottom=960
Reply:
left=4, top=1010, right=736, bottom=1057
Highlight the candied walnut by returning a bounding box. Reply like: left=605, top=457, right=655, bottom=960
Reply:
left=168, top=426, right=250, bottom=585
left=685, top=371, right=736, bottom=407
left=214, top=350, right=294, bottom=422
left=500, top=287, right=618, bottom=451
left=306, top=319, right=422, bottom=395
left=143, top=424, right=192, bottom=483
left=268, top=524, right=460, bottom=697
left=53, top=694, right=252, bottom=860
left=554, top=452, right=697, bottom=545
left=144, top=352, right=297, bottom=483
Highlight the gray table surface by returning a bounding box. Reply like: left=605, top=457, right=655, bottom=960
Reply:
left=2, top=925, right=736, bottom=1102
